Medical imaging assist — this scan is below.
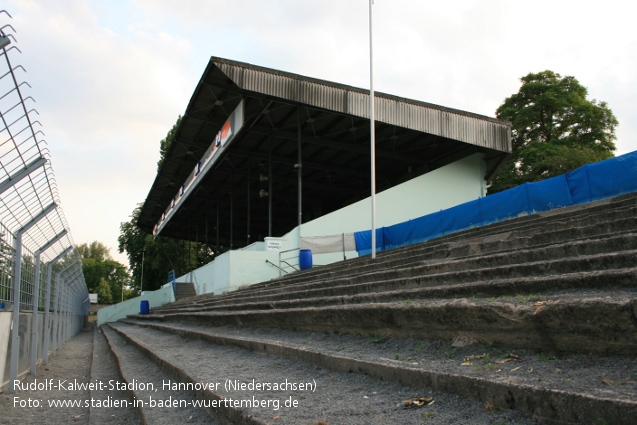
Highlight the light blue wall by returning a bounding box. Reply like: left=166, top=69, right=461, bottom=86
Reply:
left=177, top=249, right=280, bottom=295
left=97, top=283, right=175, bottom=327
left=297, top=153, right=486, bottom=238
left=176, top=153, right=486, bottom=293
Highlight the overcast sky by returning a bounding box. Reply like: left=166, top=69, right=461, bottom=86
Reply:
left=3, top=0, right=636, bottom=266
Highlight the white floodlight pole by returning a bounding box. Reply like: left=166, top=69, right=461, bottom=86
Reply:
left=140, top=248, right=145, bottom=294
left=369, top=0, right=377, bottom=259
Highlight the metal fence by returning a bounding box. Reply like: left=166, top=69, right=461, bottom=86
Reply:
left=0, top=10, right=88, bottom=394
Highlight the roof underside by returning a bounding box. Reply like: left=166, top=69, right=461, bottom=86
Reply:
left=138, top=57, right=511, bottom=248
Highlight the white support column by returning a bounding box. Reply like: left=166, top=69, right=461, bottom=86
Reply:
left=369, top=0, right=377, bottom=259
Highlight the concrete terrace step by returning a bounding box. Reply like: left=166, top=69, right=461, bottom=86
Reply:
left=101, top=325, right=219, bottom=424
left=106, top=321, right=543, bottom=425
left=281, top=214, right=637, bottom=286
left=117, top=319, right=637, bottom=425
left=124, top=192, right=637, bottom=423
left=174, top=282, right=197, bottom=301
left=254, top=195, right=637, bottom=287
left=154, top=268, right=637, bottom=314
left=156, top=225, right=637, bottom=313
left=89, top=325, right=141, bottom=425
left=154, top=246, right=637, bottom=313
left=161, top=203, right=637, bottom=312
left=134, top=289, right=637, bottom=356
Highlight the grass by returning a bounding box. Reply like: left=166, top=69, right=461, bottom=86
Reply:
left=473, top=362, right=497, bottom=372
left=370, top=334, right=383, bottom=344
left=422, top=411, right=436, bottom=420
left=540, top=352, right=557, bottom=361
left=444, top=347, right=459, bottom=359
left=514, top=293, right=540, bottom=303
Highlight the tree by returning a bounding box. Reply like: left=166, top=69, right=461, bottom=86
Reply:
left=77, top=241, right=130, bottom=304
left=118, top=204, right=211, bottom=293
left=489, top=70, right=618, bottom=193
left=96, top=277, right=113, bottom=304
left=77, top=241, right=111, bottom=261
left=157, top=115, right=182, bottom=172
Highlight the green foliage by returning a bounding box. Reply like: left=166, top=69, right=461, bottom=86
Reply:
left=96, top=277, right=113, bottom=304
left=157, top=115, right=182, bottom=172
left=370, top=334, right=385, bottom=344
left=540, top=352, right=557, bottom=361
left=118, top=204, right=212, bottom=293
left=78, top=241, right=129, bottom=304
left=490, top=70, right=617, bottom=193
left=77, top=241, right=112, bottom=261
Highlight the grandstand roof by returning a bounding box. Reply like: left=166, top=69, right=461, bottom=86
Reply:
left=138, top=57, right=511, bottom=248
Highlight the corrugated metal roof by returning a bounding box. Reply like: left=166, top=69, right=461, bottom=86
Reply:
left=215, top=58, right=510, bottom=153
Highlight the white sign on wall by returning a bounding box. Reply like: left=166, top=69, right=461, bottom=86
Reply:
left=265, top=239, right=283, bottom=251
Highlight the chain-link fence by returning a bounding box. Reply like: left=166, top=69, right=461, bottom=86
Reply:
left=1, top=10, right=89, bottom=394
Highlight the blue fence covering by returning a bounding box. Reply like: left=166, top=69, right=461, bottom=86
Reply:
left=355, top=150, right=637, bottom=256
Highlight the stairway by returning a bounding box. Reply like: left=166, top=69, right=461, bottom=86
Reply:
left=174, top=281, right=197, bottom=301
left=104, top=192, right=637, bottom=424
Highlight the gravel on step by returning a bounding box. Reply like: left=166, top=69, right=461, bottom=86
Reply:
left=125, top=315, right=637, bottom=403
left=110, top=322, right=543, bottom=425
left=89, top=326, right=141, bottom=425
left=102, top=326, right=220, bottom=425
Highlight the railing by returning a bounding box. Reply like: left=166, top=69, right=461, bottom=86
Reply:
left=0, top=10, right=88, bottom=394
left=277, top=248, right=300, bottom=276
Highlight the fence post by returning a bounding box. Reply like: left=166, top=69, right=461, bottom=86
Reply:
left=9, top=202, right=57, bottom=393
left=42, top=247, right=72, bottom=366
left=30, top=230, right=68, bottom=375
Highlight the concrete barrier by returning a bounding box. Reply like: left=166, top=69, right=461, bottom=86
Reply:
left=97, top=283, right=174, bottom=327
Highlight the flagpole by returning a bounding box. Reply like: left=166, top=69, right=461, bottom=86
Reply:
left=369, top=0, right=376, bottom=259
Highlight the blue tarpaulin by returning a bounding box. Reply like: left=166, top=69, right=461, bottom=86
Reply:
left=355, top=150, right=637, bottom=256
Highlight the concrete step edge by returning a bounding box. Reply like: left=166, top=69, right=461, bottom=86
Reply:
left=104, top=323, right=268, bottom=425
left=142, top=297, right=637, bottom=356
left=160, top=268, right=637, bottom=313
left=155, top=249, right=637, bottom=311
left=212, top=230, right=637, bottom=301
left=118, top=320, right=637, bottom=425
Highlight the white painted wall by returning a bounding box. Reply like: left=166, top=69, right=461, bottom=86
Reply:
left=176, top=153, right=487, bottom=293
left=97, top=283, right=175, bottom=327
left=297, top=153, right=486, bottom=239
left=177, top=249, right=281, bottom=295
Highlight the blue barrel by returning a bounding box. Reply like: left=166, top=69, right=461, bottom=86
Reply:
left=299, top=249, right=312, bottom=270
left=140, top=300, right=150, bottom=315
